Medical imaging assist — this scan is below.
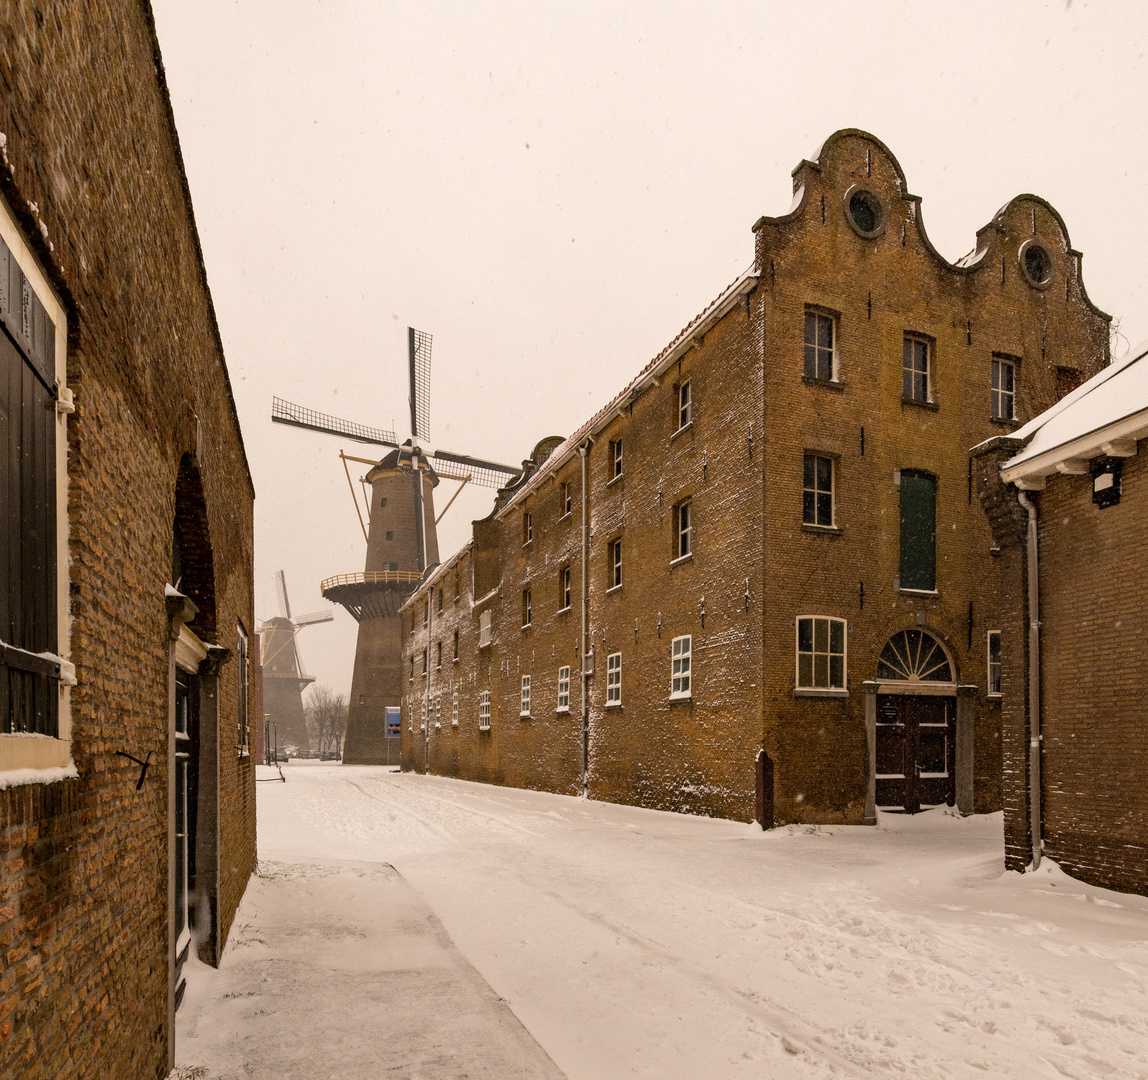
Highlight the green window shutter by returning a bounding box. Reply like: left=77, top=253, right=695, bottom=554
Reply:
left=900, top=471, right=936, bottom=591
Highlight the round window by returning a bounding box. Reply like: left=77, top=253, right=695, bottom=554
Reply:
left=847, top=189, right=883, bottom=237
left=1021, top=243, right=1053, bottom=288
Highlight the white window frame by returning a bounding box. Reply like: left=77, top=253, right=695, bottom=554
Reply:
left=991, top=356, right=1016, bottom=421
left=903, top=335, right=931, bottom=403
left=611, top=438, right=623, bottom=481
left=803, top=309, right=837, bottom=382
left=236, top=623, right=249, bottom=755
left=479, top=609, right=492, bottom=647
left=478, top=689, right=491, bottom=730
left=557, top=666, right=570, bottom=712
left=452, top=690, right=459, bottom=727
left=609, top=539, right=622, bottom=591
left=673, top=500, right=692, bottom=563
left=676, top=379, right=692, bottom=432
left=523, top=510, right=533, bottom=546
left=434, top=696, right=441, bottom=729
left=522, top=588, right=532, bottom=629
left=520, top=675, right=531, bottom=717
left=987, top=630, right=1002, bottom=697
left=606, top=652, right=622, bottom=706
left=561, top=481, right=572, bottom=518
left=559, top=566, right=572, bottom=613
left=0, top=195, right=73, bottom=777
left=795, top=616, right=848, bottom=692
left=670, top=635, right=692, bottom=700
left=802, top=453, right=835, bottom=528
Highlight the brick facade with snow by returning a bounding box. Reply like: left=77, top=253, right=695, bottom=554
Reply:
left=400, top=130, right=1109, bottom=827
left=0, top=4, right=257, bottom=1078
left=975, top=345, right=1148, bottom=895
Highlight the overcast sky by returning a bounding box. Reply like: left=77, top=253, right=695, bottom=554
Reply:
left=150, top=0, right=1148, bottom=699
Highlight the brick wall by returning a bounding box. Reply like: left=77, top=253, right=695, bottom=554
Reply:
left=402, top=132, right=1108, bottom=828
left=0, top=3, right=256, bottom=1077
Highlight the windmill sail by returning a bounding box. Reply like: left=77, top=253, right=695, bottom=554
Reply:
left=275, top=569, right=291, bottom=620
left=272, top=398, right=398, bottom=448
left=408, top=328, right=432, bottom=441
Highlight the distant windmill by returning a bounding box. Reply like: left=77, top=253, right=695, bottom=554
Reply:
left=258, top=570, right=334, bottom=752
left=271, top=328, right=521, bottom=765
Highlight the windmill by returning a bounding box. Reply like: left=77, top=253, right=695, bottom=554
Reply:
left=258, top=570, right=334, bottom=752
left=271, top=328, right=521, bottom=765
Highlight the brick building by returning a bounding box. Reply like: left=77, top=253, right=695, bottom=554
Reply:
left=400, top=130, right=1109, bottom=827
left=974, top=343, right=1147, bottom=894
left=1, top=5, right=257, bottom=1078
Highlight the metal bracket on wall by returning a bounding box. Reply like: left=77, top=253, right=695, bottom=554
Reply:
left=115, top=750, right=152, bottom=791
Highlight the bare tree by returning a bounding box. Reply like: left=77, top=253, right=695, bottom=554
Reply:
left=304, top=684, right=348, bottom=759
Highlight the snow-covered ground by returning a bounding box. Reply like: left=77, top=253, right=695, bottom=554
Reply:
left=197, top=763, right=1148, bottom=1079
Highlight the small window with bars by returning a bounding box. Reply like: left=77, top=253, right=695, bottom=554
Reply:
left=479, top=690, right=491, bottom=729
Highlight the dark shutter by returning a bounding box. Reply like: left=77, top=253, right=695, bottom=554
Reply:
left=899, top=471, right=936, bottom=591
left=0, top=301, right=58, bottom=735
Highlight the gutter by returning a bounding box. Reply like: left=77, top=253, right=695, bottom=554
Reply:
left=579, top=440, right=591, bottom=797
left=1017, top=490, right=1042, bottom=870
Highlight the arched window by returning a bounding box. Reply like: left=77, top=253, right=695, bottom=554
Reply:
left=878, top=629, right=952, bottom=683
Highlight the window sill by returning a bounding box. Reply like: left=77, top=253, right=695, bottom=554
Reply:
left=898, top=587, right=938, bottom=597
left=521, top=624, right=532, bottom=632
left=519, top=712, right=531, bottom=720
left=452, top=721, right=459, bottom=728
left=801, top=523, right=842, bottom=536
left=559, top=512, right=572, bottom=523
left=453, top=657, right=459, bottom=664
left=901, top=395, right=939, bottom=411
left=522, top=540, right=533, bottom=549
left=557, top=605, right=571, bottom=615
left=802, top=375, right=845, bottom=392
left=606, top=474, right=624, bottom=489
left=671, top=421, right=693, bottom=441
left=989, top=415, right=1019, bottom=427
left=478, top=725, right=491, bottom=733
left=606, top=584, right=623, bottom=596
left=556, top=706, right=570, bottom=714
left=670, top=553, right=693, bottom=568
left=669, top=691, right=692, bottom=703
left=793, top=688, right=849, bottom=698
left=605, top=701, right=622, bottom=709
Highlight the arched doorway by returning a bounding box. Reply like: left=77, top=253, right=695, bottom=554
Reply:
left=874, top=629, right=956, bottom=813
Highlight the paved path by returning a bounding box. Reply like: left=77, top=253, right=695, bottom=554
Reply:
left=175, top=858, right=566, bottom=1079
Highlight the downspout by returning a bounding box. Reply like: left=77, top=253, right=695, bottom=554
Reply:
left=1017, top=489, right=1041, bottom=869
left=580, top=441, right=591, bottom=798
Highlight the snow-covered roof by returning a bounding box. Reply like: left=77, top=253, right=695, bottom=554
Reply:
left=987, top=339, right=1148, bottom=481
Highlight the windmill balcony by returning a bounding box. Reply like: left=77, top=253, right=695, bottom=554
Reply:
left=321, top=570, right=425, bottom=622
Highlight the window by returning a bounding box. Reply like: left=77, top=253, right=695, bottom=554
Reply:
left=436, top=641, right=442, bottom=669
left=421, top=648, right=428, bottom=675
left=878, top=629, right=952, bottom=683
left=802, top=454, right=834, bottom=527
left=557, top=666, right=570, bottom=712
left=236, top=624, right=249, bottom=755
left=561, top=482, right=572, bottom=518
left=804, top=311, right=835, bottom=381
left=435, top=697, right=441, bottom=728
left=409, top=657, right=414, bottom=681
left=523, top=510, right=533, bottom=545
left=987, top=631, right=1001, bottom=696
left=796, top=617, right=846, bottom=691
left=388, top=561, right=399, bottom=572
left=606, top=652, right=621, bottom=705
left=677, top=379, right=692, bottom=430
left=609, top=539, right=622, bottom=590
left=671, top=636, right=692, bottom=699
left=0, top=202, right=70, bottom=766
left=386, top=530, right=393, bottom=540
left=522, top=588, right=532, bottom=629
left=437, top=588, right=443, bottom=614
left=479, top=690, right=491, bottom=729
left=385, top=706, right=401, bottom=737
left=520, top=675, right=531, bottom=717
left=610, top=438, right=623, bottom=481
left=453, top=629, right=459, bottom=661
left=991, top=356, right=1016, bottom=421
left=899, top=470, right=937, bottom=591
left=903, top=336, right=930, bottom=402
left=673, top=500, right=692, bottom=561
left=479, top=610, right=492, bottom=647
left=559, top=566, right=572, bottom=612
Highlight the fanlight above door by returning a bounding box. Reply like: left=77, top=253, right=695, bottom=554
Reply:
left=877, top=629, right=953, bottom=683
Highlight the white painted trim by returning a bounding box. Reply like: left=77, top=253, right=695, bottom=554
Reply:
left=175, top=626, right=209, bottom=673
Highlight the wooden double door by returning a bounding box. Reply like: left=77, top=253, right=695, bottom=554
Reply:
left=875, top=694, right=955, bottom=813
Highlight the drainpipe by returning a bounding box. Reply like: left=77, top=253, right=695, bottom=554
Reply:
left=1017, top=489, right=1041, bottom=870
left=579, top=441, right=591, bottom=797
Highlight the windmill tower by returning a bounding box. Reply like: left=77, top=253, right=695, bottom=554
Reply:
left=272, top=328, right=521, bottom=764
left=259, top=570, right=335, bottom=752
